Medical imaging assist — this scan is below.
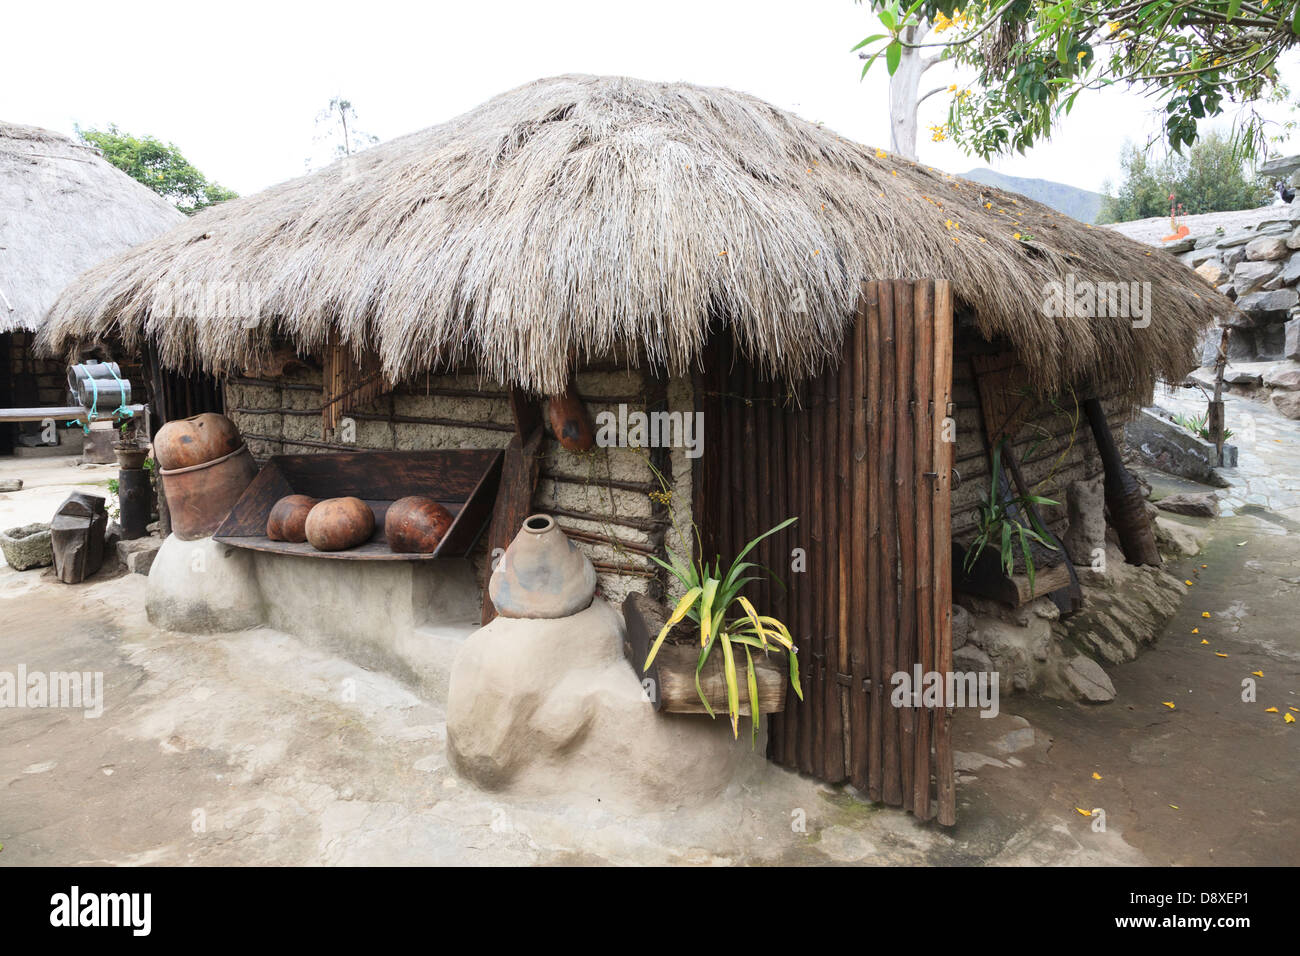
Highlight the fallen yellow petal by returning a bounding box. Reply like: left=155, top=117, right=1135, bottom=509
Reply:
left=1252, top=670, right=1263, bottom=678
left=1289, top=707, right=1299, bottom=713
left=1287, top=713, right=1296, bottom=724
left=1185, top=580, right=1193, bottom=586
left=1162, top=701, right=1176, bottom=709
left=1200, top=639, right=1209, bottom=645
left=1201, top=564, right=1207, bottom=569
left=1215, top=652, right=1228, bottom=658
left=1092, top=772, right=1102, bottom=780
left=1076, top=807, right=1092, bottom=816
left=1202, top=612, right=1212, bottom=618
left=1266, top=707, right=1279, bottom=713
left=1192, top=628, right=1199, bottom=634
left=1169, top=804, right=1180, bottom=810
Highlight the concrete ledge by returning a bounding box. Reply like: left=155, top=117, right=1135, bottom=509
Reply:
left=1127, top=407, right=1236, bottom=485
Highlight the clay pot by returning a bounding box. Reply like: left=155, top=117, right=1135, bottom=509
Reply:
left=385, top=496, right=454, bottom=554
left=489, top=513, right=596, bottom=619
left=159, top=445, right=258, bottom=541
left=153, top=413, right=244, bottom=471
left=267, top=494, right=319, bottom=543
left=545, top=389, right=595, bottom=452
left=113, top=441, right=149, bottom=470
left=304, top=497, right=375, bottom=552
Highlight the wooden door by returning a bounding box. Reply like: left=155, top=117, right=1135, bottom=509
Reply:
left=695, top=278, right=955, bottom=824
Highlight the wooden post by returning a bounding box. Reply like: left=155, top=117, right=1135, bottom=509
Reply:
left=1209, top=327, right=1230, bottom=467
left=1084, top=396, right=1160, bottom=567
left=893, top=278, right=916, bottom=812
left=912, top=279, right=935, bottom=820
left=932, top=280, right=956, bottom=827
left=849, top=283, right=871, bottom=793
left=480, top=385, right=544, bottom=624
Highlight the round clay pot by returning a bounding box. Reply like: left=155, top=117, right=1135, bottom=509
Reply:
left=385, top=496, right=454, bottom=554
left=267, top=494, right=319, bottom=543
left=546, top=390, right=595, bottom=452
left=304, top=497, right=375, bottom=552
left=489, top=513, right=596, bottom=619
left=153, top=413, right=245, bottom=471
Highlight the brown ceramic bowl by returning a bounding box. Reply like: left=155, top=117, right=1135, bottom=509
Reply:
left=266, top=494, right=319, bottom=543
left=304, top=497, right=375, bottom=551
left=385, top=496, right=454, bottom=553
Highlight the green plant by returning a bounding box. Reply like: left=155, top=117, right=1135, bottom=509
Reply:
left=964, top=440, right=1059, bottom=597
left=1172, top=410, right=1232, bottom=442
left=105, top=477, right=121, bottom=521
left=644, top=517, right=802, bottom=744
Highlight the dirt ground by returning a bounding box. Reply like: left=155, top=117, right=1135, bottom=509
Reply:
left=0, top=453, right=1296, bottom=866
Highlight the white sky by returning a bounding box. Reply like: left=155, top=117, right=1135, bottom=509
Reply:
left=4, top=0, right=1298, bottom=198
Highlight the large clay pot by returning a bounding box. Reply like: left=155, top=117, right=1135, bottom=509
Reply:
left=304, top=497, right=375, bottom=552
left=489, top=514, right=596, bottom=619
left=545, top=388, right=595, bottom=452
left=157, top=413, right=258, bottom=541
left=267, top=494, right=319, bottom=543
left=385, top=496, right=454, bottom=554
left=153, top=413, right=244, bottom=471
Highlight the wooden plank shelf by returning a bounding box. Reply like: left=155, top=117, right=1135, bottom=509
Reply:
left=213, top=448, right=503, bottom=561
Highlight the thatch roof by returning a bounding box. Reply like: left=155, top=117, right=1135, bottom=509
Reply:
left=40, top=75, right=1229, bottom=400
left=1, top=121, right=183, bottom=333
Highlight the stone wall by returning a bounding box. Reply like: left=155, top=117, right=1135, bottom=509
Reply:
left=1112, top=198, right=1300, bottom=420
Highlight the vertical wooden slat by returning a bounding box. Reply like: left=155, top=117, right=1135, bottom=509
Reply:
left=878, top=282, right=901, bottom=806
left=808, top=372, right=827, bottom=779
left=932, top=279, right=957, bottom=827
left=823, top=358, right=845, bottom=782
left=797, top=379, right=814, bottom=774
left=893, top=278, right=916, bottom=812
left=785, top=380, right=805, bottom=769
left=912, top=279, right=936, bottom=820
left=766, top=372, right=786, bottom=761
left=865, top=281, right=884, bottom=802
left=849, top=283, right=871, bottom=792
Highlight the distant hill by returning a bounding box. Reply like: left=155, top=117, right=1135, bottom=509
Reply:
left=959, top=168, right=1104, bottom=224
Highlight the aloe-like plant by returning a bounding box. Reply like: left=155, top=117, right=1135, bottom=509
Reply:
left=644, top=517, right=802, bottom=744
left=964, top=439, right=1059, bottom=597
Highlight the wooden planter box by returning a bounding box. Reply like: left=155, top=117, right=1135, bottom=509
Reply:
left=213, top=449, right=502, bottom=560
left=622, top=593, right=787, bottom=715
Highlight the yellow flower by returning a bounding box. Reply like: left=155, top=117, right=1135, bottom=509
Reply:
left=1162, top=701, right=1176, bottom=709
left=948, top=84, right=957, bottom=92
left=876, top=148, right=887, bottom=158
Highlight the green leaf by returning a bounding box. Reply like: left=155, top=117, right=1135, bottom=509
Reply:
left=744, top=646, right=761, bottom=748
left=885, top=40, right=902, bottom=76
left=851, top=33, right=887, bottom=52
left=1227, top=0, right=1242, bottom=20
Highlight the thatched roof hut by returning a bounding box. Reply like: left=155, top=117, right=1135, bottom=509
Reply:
left=1, top=121, right=183, bottom=334
left=40, top=74, right=1228, bottom=402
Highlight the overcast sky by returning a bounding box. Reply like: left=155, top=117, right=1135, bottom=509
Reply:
left=5, top=0, right=1298, bottom=199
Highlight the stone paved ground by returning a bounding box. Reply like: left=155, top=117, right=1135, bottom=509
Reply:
left=1155, top=380, right=1300, bottom=514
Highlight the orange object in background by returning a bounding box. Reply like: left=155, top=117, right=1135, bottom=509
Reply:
left=1161, top=224, right=1190, bottom=242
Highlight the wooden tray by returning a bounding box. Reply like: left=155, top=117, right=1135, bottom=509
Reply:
left=213, top=449, right=503, bottom=561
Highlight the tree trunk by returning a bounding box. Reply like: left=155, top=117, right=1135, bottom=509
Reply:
left=888, top=24, right=931, bottom=161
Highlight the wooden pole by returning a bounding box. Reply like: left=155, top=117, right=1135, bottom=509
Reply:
left=912, top=279, right=935, bottom=820
left=932, top=279, right=956, bottom=827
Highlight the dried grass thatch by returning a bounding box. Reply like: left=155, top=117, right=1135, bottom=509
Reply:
left=40, top=75, right=1229, bottom=400
left=1, top=121, right=183, bottom=333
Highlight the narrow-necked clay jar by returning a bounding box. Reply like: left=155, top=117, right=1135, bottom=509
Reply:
left=488, top=514, right=596, bottom=619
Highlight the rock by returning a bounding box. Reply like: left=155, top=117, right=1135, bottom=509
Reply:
left=1289, top=225, right=1300, bottom=249
left=1232, top=259, right=1281, bottom=295
left=1223, top=246, right=1248, bottom=271
left=1195, top=260, right=1228, bottom=286
left=0, top=479, right=22, bottom=493
left=1261, top=154, right=1300, bottom=178
left=1154, top=492, right=1219, bottom=517
left=1200, top=332, right=1223, bottom=367
left=146, top=534, right=265, bottom=632
left=1277, top=256, right=1300, bottom=285
left=993, top=727, right=1036, bottom=754
left=117, top=536, right=163, bottom=575
left=1062, top=475, right=1106, bottom=565
left=1246, top=236, right=1290, bottom=260
left=446, top=599, right=749, bottom=809
left=1154, top=515, right=1209, bottom=556
left=1264, top=276, right=1287, bottom=291
left=1218, top=231, right=1256, bottom=249
left=1264, top=365, right=1300, bottom=389
left=1257, top=321, right=1287, bottom=359
left=1272, top=390, right=1300, bottom=420
left=1217, top=282, right=1237, bottom=301
left=1286, top=318, right=1300, bottom=360
left=1223, top=367, right=1263, bottom=386
left=1163, top=236, right=1196, bottom=254
left=1186, top=247, right=1219, bottom=268
left=953, top=644, right=994, bottom=674
left=1062, top=655, right=1116, bottom=703
left=1235, top=288, right=1299, bottom=318
left=951, top=603, right=971, bottom=650
left=1226, top=328, right=1256, bottom=361
left=0, top=522, right=53, bottom=571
